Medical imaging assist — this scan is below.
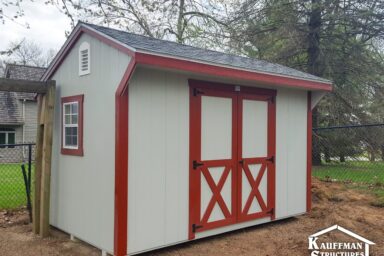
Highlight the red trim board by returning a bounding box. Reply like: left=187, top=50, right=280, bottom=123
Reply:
left=114, top=61, right=135, bottom=256
left=307, top=92, right=312, bottom=212
left=136, top=53, right=332, bottom=91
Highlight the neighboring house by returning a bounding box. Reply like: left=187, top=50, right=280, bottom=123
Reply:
left=0, top=64, right=46, bottom=146
left=43, top=22, right=332, bottom=256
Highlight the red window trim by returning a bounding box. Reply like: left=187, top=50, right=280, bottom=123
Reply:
left=61, top=94, right=84, bottom=156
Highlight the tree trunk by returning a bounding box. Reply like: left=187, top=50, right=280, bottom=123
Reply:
left=370, top=151, right=376, bottom=162
left=308, top=0, right=323, bottom=166
left=340, top=155, right=345, bottom=162
left=307, top=0, right=322, bottom=76
left=176, top=0, right=185, bottom=43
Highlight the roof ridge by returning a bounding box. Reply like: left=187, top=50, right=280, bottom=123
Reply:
left=83, top=22, right=272, bottom=63
left=83, top=22, right=329, bottom=82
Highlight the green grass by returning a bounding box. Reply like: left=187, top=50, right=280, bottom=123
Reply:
left=0, top=163, right=34, bottom=209
left=313, top=161, right=384, bottom=183
left=313, top=161, right=384, bottom=206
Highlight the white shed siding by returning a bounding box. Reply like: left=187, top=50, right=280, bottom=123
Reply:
left=128, top=68, right=308, bottom=254
left=128, top=68, right=189, bottom=254
left=50, top=33, right=131, bottom=254
left=275, top=89, right=308, bottom=218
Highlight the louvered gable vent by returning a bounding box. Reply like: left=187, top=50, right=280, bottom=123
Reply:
left=79, top=42, right=90, bottom=76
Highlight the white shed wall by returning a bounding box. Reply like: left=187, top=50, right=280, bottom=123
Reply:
left=128, top=68, right=190, bottom=254
left=128, top=68, right=308, bottom=254
left=50, top=33, right=131, bottom=254
left=275, top=89, right=308, bottom=218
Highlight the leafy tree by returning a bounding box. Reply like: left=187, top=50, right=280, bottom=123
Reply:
left=228, top=0, right=384, bottom=164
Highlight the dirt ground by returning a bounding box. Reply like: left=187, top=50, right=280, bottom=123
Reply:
left=1, top=179, right=383, bottom=256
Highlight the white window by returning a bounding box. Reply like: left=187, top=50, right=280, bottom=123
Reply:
left=63, top=102, right=79, bottom=149
left=79, top=41, right=90, bottom=76
left=0, top=129, right=16, bottom=148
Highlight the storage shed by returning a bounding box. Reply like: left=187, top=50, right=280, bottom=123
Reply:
left=42, top=22, right=332, bottom=256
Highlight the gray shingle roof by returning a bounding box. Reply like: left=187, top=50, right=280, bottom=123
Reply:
left=5, top=64, right=46, bottom=81
left=85, top=23, right=330, bottom=84
left=4, top=64, right=46, bottom=101
left=0, top=64, right=45, bottom=125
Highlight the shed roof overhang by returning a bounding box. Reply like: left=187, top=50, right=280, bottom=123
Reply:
left=42, top=23, right=332, bottom=93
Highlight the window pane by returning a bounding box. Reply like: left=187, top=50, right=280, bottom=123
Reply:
left=0, top=133, right=5, bottom=144
left=8, top=133, right=15, bottom=144
left=65, top=127, right=78, bottom=147
left=65, top=104, right=71, bottom=114
left=71, top=103, right=78, bottom=114
left=0, top=133, right=5, bottom=148
left=71, top=114, right=78, bottom=124
left=65, top=115, right=71, bottom=124
left=72, top=135, right=78, bottom=146
left=8, top=133, right=15, bottom=148
left=65, top=135, right=72, bottom=146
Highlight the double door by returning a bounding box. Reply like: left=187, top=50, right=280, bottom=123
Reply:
left=189, top=81, right=276, bottom=239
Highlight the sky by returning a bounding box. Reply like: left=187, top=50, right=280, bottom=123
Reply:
left=0, top=1, right=72, bottom=52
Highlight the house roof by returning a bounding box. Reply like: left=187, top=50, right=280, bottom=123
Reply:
left=0, top=64, right=46, bottom=125
left=85, top=23, right=330, bottom=84
left=5, top=64, right=46, bottom=81
left=42, top=22, right=332, bottom=91
left=4, top=64, right=47, bottom=101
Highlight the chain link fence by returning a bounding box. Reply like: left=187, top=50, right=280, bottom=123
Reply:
left=0, top=143, right=35, bottom=210
left=1, top=126, right=383, bottom=209
left=312, top=124, right=384, bottom=203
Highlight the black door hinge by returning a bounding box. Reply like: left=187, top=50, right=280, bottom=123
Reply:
left=266, top=156, right=274, bottom=163
left=267, top=208, right=274, bottom=215
left=193, top=88, right=205, bottom=96
left=193, top=160, right=204, bottom=169
left=192, top=223, right=203, bottom=233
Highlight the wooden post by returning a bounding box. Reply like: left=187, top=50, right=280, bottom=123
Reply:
left=39, top=81, right=56, bottom=237
left=0, top=77, right=55, bottom=237
left=32, top=94, right=44, bottom=234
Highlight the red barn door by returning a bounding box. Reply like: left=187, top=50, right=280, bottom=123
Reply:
left=189, top=81, right=275, bottom=239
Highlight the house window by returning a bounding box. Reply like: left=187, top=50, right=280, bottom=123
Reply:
left=61, top=95, right=84, bottom=156
left=79, top=42, right=90, bottom=76
left=0, top=128, right=16, bottom=148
